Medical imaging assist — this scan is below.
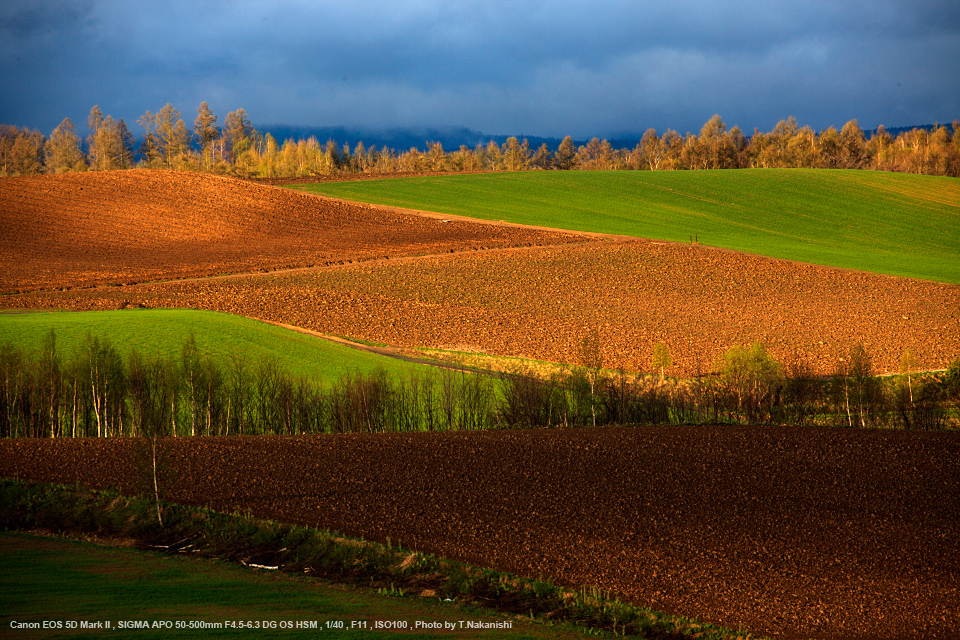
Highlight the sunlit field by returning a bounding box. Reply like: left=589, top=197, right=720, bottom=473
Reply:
left=293, top=169, right=960, bottom=284
left=0, top=309, right=423, bottom=384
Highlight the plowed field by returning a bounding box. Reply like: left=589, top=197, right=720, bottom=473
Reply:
left=0, top=170, right=585, bottom=293
left=9, top=241, right=959, bottom=376
left=2, top=427, right=958, bottom=640
left=4, top=170, right=958, bottom=376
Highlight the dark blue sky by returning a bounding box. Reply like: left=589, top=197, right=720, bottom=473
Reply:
left=2, top=0, right=959, bottom=140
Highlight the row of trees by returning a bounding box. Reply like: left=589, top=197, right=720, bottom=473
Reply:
left=1, top=331, right=957, bottom=439
left=0, top=102, right=254, bottom=176
left=2, top=106, right=959, bottom=178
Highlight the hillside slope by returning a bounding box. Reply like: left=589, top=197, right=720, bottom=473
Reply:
left=0, top=309, right=431, bottom=384
left=0, top=170, right=585, bottom=293
left=297, top=169, right=960, bottom=284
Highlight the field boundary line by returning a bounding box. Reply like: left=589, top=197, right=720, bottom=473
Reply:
left=283, top=186, right=640, bottom=241
left=287, top=187, right=960, bottom=285
left=258, top=319, right=497, bottom=376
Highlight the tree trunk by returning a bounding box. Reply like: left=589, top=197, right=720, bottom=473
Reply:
left=152, top=438, right=163, bottom=527
left=844, top=379, right=852, bottom=427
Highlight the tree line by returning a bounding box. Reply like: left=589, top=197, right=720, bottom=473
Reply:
left=0, top=102, right=253, bottom=177
left=1, top=330, right=957, bottom=439
left=2, top=105, right=959, bottom=178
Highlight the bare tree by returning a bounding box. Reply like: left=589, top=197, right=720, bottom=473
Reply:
left=129, top=351, right=176, bottom=527
left=848, top=343, right=874, bottom=427
left=900, top=348, right=917, bottom=404
left=553, top=136, right=577, bottom=170
left=45, top=118, right=85, bottom=173
left=222, top=108, right=254, bottom=163
left=194, top=101, right=219, bottom=169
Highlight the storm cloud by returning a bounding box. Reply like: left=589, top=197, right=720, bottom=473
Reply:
left=2, top=0, right=958, bottom=139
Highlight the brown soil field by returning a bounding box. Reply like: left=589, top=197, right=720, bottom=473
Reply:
left=0, top=170, right=586, bottom=293
left=9, top=240, right=959, bottom=377
left=4, top=169, right=957, bottom=376
left=2, top=427, right=958, bottom=640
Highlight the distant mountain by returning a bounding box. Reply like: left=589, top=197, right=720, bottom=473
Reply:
left=863, top=123, right=950, bottom=138
left=259, top=122, right=953, bottom=153
left=259, top=125, right=598, bottom=152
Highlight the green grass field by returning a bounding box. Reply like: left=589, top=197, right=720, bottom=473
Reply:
left=0, top=532, right=583, bottom=640
left=0, top=309, right=422, bottom=384
left=290, top=169, right=960, bottom=284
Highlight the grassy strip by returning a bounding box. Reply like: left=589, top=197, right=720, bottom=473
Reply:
left=1, top=532, right=585, bottom=640
left=0, top=308, right=424, bottom=384
left=0, top=479, right=768, bottom=640
left=291, top=170, right=960, bottom=283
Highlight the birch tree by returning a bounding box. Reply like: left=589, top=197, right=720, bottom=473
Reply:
left=579, top=328, right=604, bottom=428
left=652, top=343, right=671, bottom=381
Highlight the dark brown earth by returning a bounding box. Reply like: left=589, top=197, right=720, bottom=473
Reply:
left=2, top=427, right=958, bottom=640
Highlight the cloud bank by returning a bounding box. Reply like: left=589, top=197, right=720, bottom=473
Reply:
left=2, top=0, right=958, bottom=138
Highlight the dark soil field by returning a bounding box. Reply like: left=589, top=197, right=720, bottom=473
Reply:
left=0, top=169, right=585, bottom=293
left=2, top=427, right=958, bottom=640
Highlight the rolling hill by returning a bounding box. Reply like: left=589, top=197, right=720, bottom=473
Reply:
left=292, top=169, right=960, bottom=284
left=0, top=169, right=584, bottom=293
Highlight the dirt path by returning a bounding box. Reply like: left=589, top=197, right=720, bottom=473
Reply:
left=259, top=319, right=498, bottom=375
